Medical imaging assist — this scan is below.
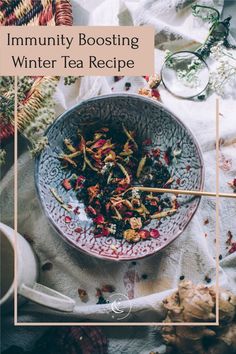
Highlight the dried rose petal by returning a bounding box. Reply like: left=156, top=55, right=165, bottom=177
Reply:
left=142, top=138, right=152, bottom=146
left=152, top=148, right=160, bottom=158
left=101, top=228, right=110, bottom=237
left=62, top=178, right=72, bottom=190
left=226, top=231, right=233, bottom=245
left=176, top=178, right=181, bottom=185
left=138, top=230, right=150, bottom=240
left=87, top=184, right=100, bottom=202
left=228, top=178, right=236, bottom=191
left=86, top=206, right=97, bottom=216
left=91, top=139, right=106, bottom=149
left=163, top=151, right=171, bottom=166
left=101, top=284, right=115, bottom=293
left=74, top=227, right=82, bottom=233
left=229, top=242, right=236, bottom=254
left=151, top=88, right=160, bottom=99
left=75, top=175, right=86, bottom=189
left=65, top=216, right=72, bottom=223
left=150, top=229, right=160, bottom=238
left=73, top=206, right=80, bottom=215
left=101, top=148, right=112, bottom=156
left=93, top=214, right=105, bottom=224
left=95, top=227, right=110, bottom=238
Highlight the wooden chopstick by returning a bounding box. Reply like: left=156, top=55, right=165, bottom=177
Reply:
left=132, top=186, right=236, bottom=199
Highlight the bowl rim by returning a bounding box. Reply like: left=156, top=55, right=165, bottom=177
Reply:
left=35, top=93, right=205, bottom=261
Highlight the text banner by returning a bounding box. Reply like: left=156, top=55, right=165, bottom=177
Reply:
left=0, top=26, right=154, bottom=76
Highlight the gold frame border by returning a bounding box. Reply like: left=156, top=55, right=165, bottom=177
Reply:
left=13, top=81, right=224, bottom=326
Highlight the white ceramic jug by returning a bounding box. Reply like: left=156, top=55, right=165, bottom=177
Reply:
left=0, top=222, right=75, bottom=312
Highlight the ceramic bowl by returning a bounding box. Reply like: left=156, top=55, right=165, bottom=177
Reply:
left=35, top=94, right=204, bottom=261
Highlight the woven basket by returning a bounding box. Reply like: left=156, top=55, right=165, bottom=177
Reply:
left=0, top=0, right=73, bottom=142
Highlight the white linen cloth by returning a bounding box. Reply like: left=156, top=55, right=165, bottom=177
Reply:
left=1, top=0, right=236, bottom=353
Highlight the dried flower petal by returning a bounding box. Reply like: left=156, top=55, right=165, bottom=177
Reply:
left=101, top=284, right=115, bottom=293
left=228, top=178, right=236, bottom=191
left=229, top=242, right=236, bottom=254
left=62, top=178, right=72, bottom=190
left=138, top=229, right=150, bottom=240
left=226, top=231, right=233, bottom=245
left=93, top=215, right=105, bottom=224
left=150, top=229, right=160, bottom=238
left=65, top=216, right=72, bottom=223
left=74, top=227, right=82, bottom=233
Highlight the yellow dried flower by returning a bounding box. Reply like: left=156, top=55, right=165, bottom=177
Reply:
left=123, top=229, right=140, bottom=242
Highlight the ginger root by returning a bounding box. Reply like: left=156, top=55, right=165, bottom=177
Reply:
left=161, top=280, right=236, bottom=354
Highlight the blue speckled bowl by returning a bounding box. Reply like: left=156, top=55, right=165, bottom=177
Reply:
left=35, top=94, right=204, bottom=261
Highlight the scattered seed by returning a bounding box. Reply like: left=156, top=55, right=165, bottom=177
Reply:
left=205, top=276, right=211, bottom=283
left=114, top=76, right=123, bottom=82
left=41, top=262, right=53, bottom=271
left=78, top=289, right=88, bottom=302
left=125, top=82, right=131, bottom=91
